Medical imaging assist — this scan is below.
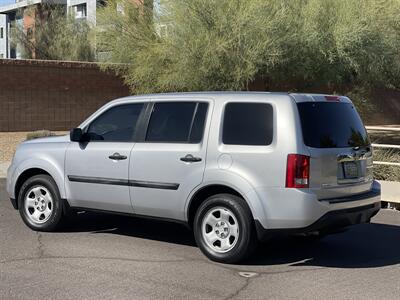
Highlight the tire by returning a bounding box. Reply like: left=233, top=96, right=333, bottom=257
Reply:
left=193, top=193, right=257, bottom=263
left=18, top=174, right=64, bottom=232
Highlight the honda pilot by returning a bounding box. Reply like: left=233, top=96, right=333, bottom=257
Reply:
left=7, top=92, right=381, bottom=263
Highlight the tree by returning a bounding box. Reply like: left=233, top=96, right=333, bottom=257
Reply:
left=13, top=3, right=95, bottom=61
left=97, top=0, right=400, bottom=95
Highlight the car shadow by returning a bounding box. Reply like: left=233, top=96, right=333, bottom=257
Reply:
left=60, top=211, right=400, bottom=268
left=61, top=211, right=197, bottom=247
left=246, top=222, right=400, bottom=268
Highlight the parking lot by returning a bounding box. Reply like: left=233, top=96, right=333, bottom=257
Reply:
left=1, top=178, right=399, bottom=299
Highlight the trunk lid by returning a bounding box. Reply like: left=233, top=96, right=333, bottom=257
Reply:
left=295, top=95, right=374, bottom=199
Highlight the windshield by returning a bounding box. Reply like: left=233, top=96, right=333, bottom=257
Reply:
left=297, top=102, right=370, bottom=148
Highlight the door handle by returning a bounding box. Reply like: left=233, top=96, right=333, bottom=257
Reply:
left=109, top=153, right=127, bottom=160
left=180, top=154, right=202, bottom=163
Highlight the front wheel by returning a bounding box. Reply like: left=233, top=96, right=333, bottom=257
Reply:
left=18, top=174, right=64, bottom=232
left=193, top=194, right=257, bottom=263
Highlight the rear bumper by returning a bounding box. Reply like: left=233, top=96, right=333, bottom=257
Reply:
left=251, top=179, right=382, bottom=226
left=256, top=201, right=381, bottom=241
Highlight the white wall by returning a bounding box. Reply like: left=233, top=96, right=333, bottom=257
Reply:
left=0, top=14, right=7, bottom=58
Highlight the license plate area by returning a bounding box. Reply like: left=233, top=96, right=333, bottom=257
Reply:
left=343, top=161, right=359, bottom=179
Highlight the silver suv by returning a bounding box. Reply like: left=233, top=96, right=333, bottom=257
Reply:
left=7, top=92, right=381, bottom=263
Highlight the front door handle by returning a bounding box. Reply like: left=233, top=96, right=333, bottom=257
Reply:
left=109, top=153, right=127, bottom=160
left=180, top=154, right=202, bottom=163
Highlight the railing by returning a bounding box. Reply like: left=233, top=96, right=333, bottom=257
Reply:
left=365, top=126, right=400, bottom=167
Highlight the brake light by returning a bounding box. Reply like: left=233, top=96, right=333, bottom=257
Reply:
left=286, top=154, right=310, bottom=188
left=325, top=95, right=340, bottom=102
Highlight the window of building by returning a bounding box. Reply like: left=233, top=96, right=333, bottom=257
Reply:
left=223, top=103, right=273, bottom=146
left=97, top=0, right=107, bottom=8
left=146, top=102, right=208, bottom=143
left=0, top=54, right=3, bottom=58
left=75, top=4, right=87, bottom=19
left=116, top=3, right=124, bottom=14
left=0, top=27, right=3, bottom=39
left=87, top=103, right=144, bottom=142
left=10, top=48, right=16, bottom=59
left=26, top=27, right=33, bottom=40
left=158, top=24, right=170, bottom=38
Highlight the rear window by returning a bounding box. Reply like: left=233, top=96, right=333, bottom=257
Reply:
left=297, top=102, right=370, bottom=148
left=223, top=103, right=273, bottom=145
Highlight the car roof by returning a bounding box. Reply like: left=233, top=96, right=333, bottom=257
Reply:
left=107, top=91, right=351, bottom=104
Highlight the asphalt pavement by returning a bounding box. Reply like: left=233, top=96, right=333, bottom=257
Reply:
left=1, top=178, right=400, bottom=299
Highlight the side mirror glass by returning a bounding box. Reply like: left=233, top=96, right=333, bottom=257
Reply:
left=70, top=128, right=83, bottom=142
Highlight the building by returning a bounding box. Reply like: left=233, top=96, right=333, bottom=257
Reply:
left=67, top=0, right=97, bottom=25
left=0, top=0, right=67, bottom=59
left=0, top=13, right=7, bottom=58
left=0, top=0, right=153, bottom=59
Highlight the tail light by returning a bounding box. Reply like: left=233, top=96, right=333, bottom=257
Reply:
left=286, top=154, right=310, bottom=188
left=325, top=95, right=340, bottom=102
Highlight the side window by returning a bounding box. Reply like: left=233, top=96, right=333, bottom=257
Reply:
left=146, top=102, right=208, bottom=143
left=223, top=103, right=273, bottom=145
left=87, top=103, right=144, bottom=142
left=189, top=103, right=208, bottom=143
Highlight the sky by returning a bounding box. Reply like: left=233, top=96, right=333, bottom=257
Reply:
left=0, top=0, right=14, bottom=7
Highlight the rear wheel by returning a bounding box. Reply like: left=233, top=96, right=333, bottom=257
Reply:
left=194, top=194, right=257, bottom=263
left=18, top=175, right=64, bottom=232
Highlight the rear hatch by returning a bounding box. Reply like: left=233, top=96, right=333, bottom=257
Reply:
left=295, top=95, right=373, bottom=200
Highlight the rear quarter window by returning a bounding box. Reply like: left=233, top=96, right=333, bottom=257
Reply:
left=222, top=102, right=273, bottom=146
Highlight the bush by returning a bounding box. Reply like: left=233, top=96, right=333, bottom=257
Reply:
left=373, top=149, right=400, bottom=182
left=26, top=130, right=56, bottom=140
left=97, top=0, right=400, bottom=95
left=13, top=4, right=95, bottom=61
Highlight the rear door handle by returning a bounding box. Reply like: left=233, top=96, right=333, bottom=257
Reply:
left=109, top=153, right=127, bottom=160
left=180, top=154, right=202, bottom=163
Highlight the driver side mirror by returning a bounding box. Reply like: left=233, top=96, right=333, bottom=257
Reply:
left=70, top=128, right=83, bottom=142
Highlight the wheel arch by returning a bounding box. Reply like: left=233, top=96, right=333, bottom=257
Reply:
left=186, top=183, right=260, bottom=228
left=13, top=160, right=66, bottom=207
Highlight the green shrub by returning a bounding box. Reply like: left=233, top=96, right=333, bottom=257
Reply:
left=373, top=149, right=400, bottom=182
left=26, top=130, right=56, bottom=140
left=13, top=4, right=95, bottom=61
left=97, top=0, right=400, bottom=95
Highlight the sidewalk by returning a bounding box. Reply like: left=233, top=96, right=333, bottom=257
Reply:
left=379, top=181, right=400, bottom=204
left=0, top=162, right=10, bottom=178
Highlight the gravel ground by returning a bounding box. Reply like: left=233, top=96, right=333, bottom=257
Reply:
left=0, top=132, right=67, bottom=162
left=0, top=132, right=29, bottom=162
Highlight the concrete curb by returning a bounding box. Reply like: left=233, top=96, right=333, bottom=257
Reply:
left=379, top=180, right=400, bottom=204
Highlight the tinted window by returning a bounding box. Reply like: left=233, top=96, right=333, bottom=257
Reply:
left=146, top=102, right=208, bottom=143
left=87, top=103, right=144, bottom=142
left=223, top=103, right=273, bottom=145
left=189, top=103, right=208, bottom=143
left=297, top=102, right=370, bottom=148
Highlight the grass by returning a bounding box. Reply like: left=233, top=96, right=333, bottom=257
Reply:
left=373, top=149, right=400, bottom=182
left=368, top=129, right=400, bottom=146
